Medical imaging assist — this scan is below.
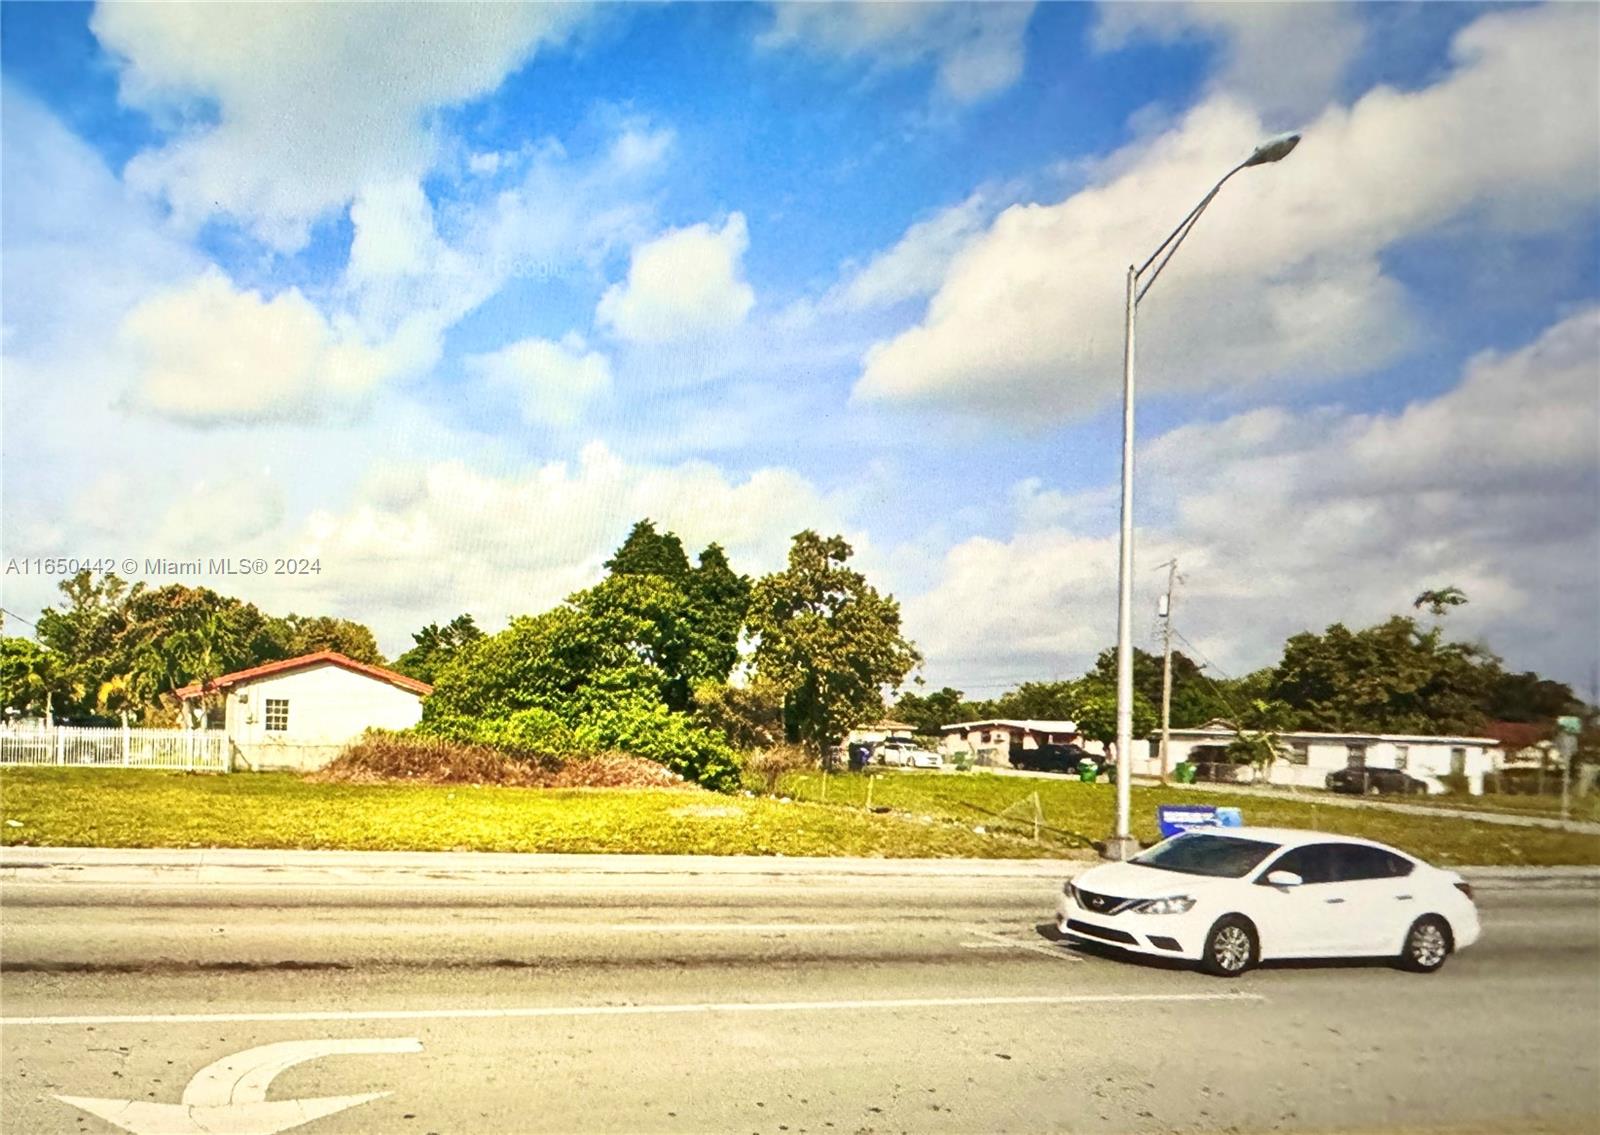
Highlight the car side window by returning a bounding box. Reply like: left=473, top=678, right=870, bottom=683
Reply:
left=1260, top=844, right=1337, bottom=885
left=1334, top=845, right=1415, bottom=881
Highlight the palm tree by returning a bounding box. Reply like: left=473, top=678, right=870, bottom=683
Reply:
left=1413, top=586, right=1468, bottom=619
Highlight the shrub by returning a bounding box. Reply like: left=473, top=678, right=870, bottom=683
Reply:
left=573, top=697, right=742, bottom=793
left=312, top=731, right=691, bottom=789
left=743, top=743, right=816, bottom=794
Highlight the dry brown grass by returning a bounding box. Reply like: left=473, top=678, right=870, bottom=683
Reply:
left=309, top=733, right=692, bottom=790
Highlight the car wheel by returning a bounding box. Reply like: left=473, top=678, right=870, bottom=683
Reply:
left=1200, top=915, right=1258, bottom=978
left=1399, top=915, right=1452, bottom=973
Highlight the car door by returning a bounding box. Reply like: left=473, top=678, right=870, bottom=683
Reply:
left=1326, top=844, right=1419, bottom=955
left=1252, top=843, right=1349, bottom=958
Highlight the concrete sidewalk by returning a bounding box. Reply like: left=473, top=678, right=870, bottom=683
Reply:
left=3, top=846, right=1596, bottom=889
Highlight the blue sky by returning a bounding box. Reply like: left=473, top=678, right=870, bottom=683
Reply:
left=2, top=2, right=1596, bottom=695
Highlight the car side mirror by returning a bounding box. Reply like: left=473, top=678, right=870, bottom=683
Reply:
left=1265, top=870, right=1303, bottom=888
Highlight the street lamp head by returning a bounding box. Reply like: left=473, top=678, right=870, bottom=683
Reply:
left=1243, top=132, right=1301, bottom=167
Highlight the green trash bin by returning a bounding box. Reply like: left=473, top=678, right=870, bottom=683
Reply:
left=1077, top=759, right=1099, bottom=783
left=1174, top=762, right=1197, bottom=784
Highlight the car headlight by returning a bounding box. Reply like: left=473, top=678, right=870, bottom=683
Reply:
left=1128, top=896, right=1196, bottom=915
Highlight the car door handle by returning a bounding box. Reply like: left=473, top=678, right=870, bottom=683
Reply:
left=1325, top=898, right=1345, bottom=904
left=1395, top=895, right=1413, bottom=901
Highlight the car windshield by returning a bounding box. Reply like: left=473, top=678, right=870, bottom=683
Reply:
left=1131, top=833, right=1281, bottom=878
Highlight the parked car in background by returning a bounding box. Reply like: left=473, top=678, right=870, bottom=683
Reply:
left=1058, top=827, right=1479, bottom=976
left=1326, top=766, right=1446, bottom=796
left=876, top=741, right=943, bottom=769
left=1010, top=743, right=1094, bottom=773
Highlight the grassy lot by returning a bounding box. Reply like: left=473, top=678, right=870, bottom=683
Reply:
left=0, top=768, right=1064, bottom=859
left=1397, top=791, right=1600, bottom=824
left=780, top=770, right=1600, bottom=867
left=3, top=767, right=1596, bottom=865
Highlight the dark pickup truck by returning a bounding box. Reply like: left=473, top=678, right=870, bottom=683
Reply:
left=1010, top=743, right=1097, bottom=773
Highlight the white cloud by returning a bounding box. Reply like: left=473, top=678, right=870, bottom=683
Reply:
left=854, top=4, right=1600, bottom=420
left=116, top=270, right=414, bottom=425
left=761, top=2, right=1035, bottom=104
left=1094, top=2, right=1366, bottom=123
left=266, top=442, right=851, bottom=647
left=829, top=191, right=992, bottom=312
left=906, top=307, right=1600, bottom=690
left=597, top=214, right=756, bottom=343
left=90, top=2, right=587, bottom=249
left=467, top=333, right=613, bottom=428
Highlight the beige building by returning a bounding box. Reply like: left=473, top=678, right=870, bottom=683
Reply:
left=175, top=651, right=431, bottom=771
left=939, top=719, right=1080, bottom=767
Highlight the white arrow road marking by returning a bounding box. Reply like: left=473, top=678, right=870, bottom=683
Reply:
left=54, top=1037, right=421, bottom=1135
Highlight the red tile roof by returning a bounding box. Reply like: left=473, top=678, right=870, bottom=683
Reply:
left=1483, top=720, right=1551, bottom=752
left=173, top=651, right=432, bottom=699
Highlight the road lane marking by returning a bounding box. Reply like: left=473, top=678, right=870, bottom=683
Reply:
left=963, top=926, right=1083, bottom=962
left=2, top=991, right=1262, bottom=1028
left=54, top=1038, right=421, bottom=1135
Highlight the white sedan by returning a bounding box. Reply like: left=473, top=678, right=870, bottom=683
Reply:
left=876, top=743, right=943, bottom=769
left=1057, top=827, right=1480, bottom=977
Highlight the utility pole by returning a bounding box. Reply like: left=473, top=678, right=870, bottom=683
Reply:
left=1157, top=559, right=1177, bottom=783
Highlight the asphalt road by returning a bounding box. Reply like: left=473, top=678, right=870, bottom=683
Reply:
left=2, top=863, right=1597, bottom=1135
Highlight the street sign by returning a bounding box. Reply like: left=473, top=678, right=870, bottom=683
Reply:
left=1557, top=715, right=1581, bottom=735
left=55, top=1037, right=422, bottom=1135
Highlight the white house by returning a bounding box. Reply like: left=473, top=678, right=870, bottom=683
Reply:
left=175, top=651, right=431, bottom=771
left=939, top=719, right=1080, bottom=767
left=1124, top=725, right=1499, bottom=794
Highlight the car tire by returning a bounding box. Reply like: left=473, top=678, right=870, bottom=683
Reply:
left=1200, top=915, right=1258, bottom=978
left=1399, top=915, right=1452, bottom=973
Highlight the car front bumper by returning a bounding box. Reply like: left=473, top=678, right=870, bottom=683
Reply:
left=1054, top=894, right=1203, bottom=961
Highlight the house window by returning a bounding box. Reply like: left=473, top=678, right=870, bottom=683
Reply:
left=264, top=699, right=289, bottom=732
left=1287, top=742, right=1309, bottom=766
left=1346, top=744, right=1367, bottom=768
left=1394, top=745, right=1409, bottom=770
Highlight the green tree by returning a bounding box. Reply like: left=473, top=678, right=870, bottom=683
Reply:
left=747, top=531, right=920, bottom=752
left=683, top=543, right=751, bottom=685
left=272, top=614, right=384, bottom=664
left=0, top=638, right=66, bottom=719
left=1072, top=681, right=1157, bottom=757
left=893, top=686, right=980, bottom=735
left=692, top=677, right=786, bottom=750
left=1088, top=647, right=1229, bottom=728
left=35, top=571, right=134, bottom=719
left=1269, top=616, right=1492, bottom=735
left=990, top=680, right=1078, bottom=722
left=605, top=519, right=691, bottom=581
left=1481, top=668, right=1583, bottom=723
left=1413, top=585, right=1469, bottom=619
left=394, top=615, right=485, bottom=685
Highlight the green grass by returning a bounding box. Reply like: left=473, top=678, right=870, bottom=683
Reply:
left=4, top=767, right=1595, bottom=865
left=1394, top=791, right=1600, bottom=824
left=0, top=768, right=1067, bottom=859
left=779, top=770, right=1600, bottom=867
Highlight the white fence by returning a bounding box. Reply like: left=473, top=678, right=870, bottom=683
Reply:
left=0, top=726, right=229, bottom=772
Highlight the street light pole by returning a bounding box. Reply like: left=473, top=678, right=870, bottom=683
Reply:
left=1104, top=132, right=1301, bottom=861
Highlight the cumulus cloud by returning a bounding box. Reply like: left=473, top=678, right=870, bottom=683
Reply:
left=829, top=191, right=993, bottom=312
left=1094, top=2, right=1366, bottom=123
left=854, top=4, right=1600, bottom=420
left=597, top=214, right=756, bottom=343
left=760, top=2, right=1035, bottom=104
left=906, top=307, right=1600, bottom=689
left=116, top=270, right=417, bottom=425
left=90, top=2, right=587, bottom=249
left=269, top=442, right=851, bottom=646
left=467, top=333, right=613, bottom=428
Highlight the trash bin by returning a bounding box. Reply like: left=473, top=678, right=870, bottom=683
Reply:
left=1174, top=762, right=1197, bottom=784
left=1077, top=759, right=1099, bottom=783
